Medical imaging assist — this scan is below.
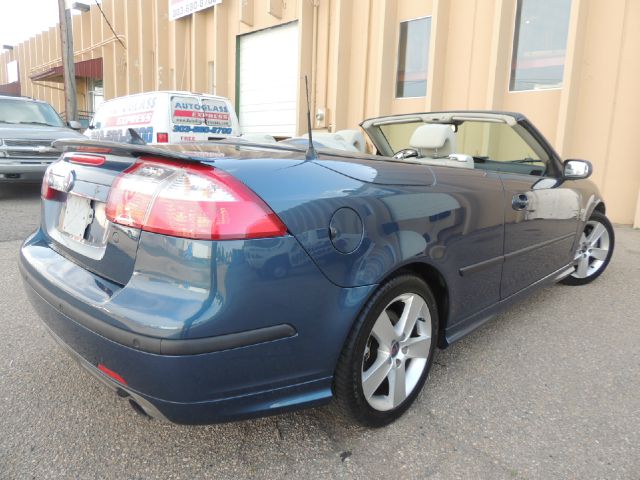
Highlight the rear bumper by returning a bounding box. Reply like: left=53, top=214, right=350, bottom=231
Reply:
left=35, top=315, right=170, bottom=422
left=23, top=278, right=333, bottom=423
left=24, top=260, right=297, bottom=355
left=20, top=230, right=375, bottom=424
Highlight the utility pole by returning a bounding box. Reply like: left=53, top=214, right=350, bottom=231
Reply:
left=57, top=0, right=77, bottom=122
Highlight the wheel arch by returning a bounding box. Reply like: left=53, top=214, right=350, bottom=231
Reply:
left=593, top=202, right=606, bottom=214
left=381, top=262, right=451, bottom=349
left=333, top=260, right=452, bottom=384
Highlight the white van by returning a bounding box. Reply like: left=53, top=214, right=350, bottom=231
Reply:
left=85, top=91, right=240, bottom=144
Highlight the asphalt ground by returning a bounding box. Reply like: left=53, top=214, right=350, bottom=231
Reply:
left=0, top=182, right=638, bottom=479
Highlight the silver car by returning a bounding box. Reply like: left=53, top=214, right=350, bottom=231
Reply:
left=0, top=95, right=85, bottom=182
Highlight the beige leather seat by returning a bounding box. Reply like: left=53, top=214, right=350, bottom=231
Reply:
left=409, top=124, right=474, bottom=169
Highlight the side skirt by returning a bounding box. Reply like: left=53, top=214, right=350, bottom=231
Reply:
left=443, top=262, right=574, bottom=346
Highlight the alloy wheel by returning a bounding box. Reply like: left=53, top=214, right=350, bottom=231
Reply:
left=361, top=293, right=432, bottom=411
left=572, top=219, right=611, bottom=279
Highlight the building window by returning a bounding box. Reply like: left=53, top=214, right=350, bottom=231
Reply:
left=89, top=79, right=104, bottom=113
left=396, top=17, right=431, bottom=98
left=510, top=0, right=572, bottom=91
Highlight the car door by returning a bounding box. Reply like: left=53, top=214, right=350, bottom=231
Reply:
left=359, top=113, right=507, bottom=326
left=452, top=116, right=581, bottom=298
left=360, top=111, right=581, bottom=316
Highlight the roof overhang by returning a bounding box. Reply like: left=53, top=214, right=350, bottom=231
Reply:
left=31, top=57, right=103, bottom=83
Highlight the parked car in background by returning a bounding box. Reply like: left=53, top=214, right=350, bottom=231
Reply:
left=85, top=91, right=240, bottom=145
left=0, top=95, right=84, bottom=182
left=20, top=110, right=614, bottom=427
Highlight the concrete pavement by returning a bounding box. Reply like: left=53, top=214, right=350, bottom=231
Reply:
left=0, top=183, right=638, bottom=479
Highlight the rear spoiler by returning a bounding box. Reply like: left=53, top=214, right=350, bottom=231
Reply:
left=52, top=136, right=384, bottom=163
left=53, top=137, right=223, bottom=162
left=52, top=136, right=324, bottom=162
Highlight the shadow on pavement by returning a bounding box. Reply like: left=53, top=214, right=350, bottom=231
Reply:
left=0, top=182, right=41, bottom=200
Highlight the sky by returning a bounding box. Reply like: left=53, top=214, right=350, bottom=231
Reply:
left=0, top=0, right=86, bottom=47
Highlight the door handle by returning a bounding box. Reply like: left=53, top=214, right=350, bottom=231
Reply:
left=512, top=193, right=529, bottom=211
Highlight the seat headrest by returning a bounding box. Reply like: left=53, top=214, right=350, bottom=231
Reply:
left=409, top=124, right=453, bottom=150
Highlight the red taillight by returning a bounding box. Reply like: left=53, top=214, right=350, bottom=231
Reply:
left=156, top=132, right=169, bottom=143
left=105, top=162, right=173, bottom=229
left=65, top=153, right=106, bottom=166
left=97, top=363, right=127, bottom=385
left=41, top=164, right=57, bottom=200
left=105, top=158, right=287, bottom=240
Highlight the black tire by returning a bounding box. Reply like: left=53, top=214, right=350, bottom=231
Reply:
left=333, top=274, right=438, bottom=427
left=561, top=210, right=615, bottom=286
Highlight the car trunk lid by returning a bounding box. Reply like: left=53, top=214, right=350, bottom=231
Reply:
left=43, top=139, right=291, bottom=285
left=43, top=139, right=207, bottom=285
left=42, top=150, right=142, bottom=285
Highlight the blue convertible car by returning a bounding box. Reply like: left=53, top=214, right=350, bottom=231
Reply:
left=20, top=111, right=614, bottom=426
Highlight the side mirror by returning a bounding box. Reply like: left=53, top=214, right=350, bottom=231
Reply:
left=68, top=120, right=82, bottom=130
left=563, top=159, right=592, bottom=180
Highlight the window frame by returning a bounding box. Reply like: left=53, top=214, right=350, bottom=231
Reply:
left=360, top=112, right=564, bottom=178
left=394, top=15, right=433, bottom=100
left=516, top=118, right=563, bottom=178
left=455, top=120, right=551, bottom=177
left=508, top=0, right=573, bottom=93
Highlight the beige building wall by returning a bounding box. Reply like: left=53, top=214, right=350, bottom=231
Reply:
left=0, top=0, right=639, bottom=226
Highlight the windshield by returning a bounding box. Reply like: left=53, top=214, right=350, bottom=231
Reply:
left=0, top=99, right=65, bottom=127
left=379, top=121, right=425, bottom=154
left=369, top=116, right=550, bottom=175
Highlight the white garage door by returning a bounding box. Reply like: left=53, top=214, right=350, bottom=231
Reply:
left=238, top=22, right=299, bottom=137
